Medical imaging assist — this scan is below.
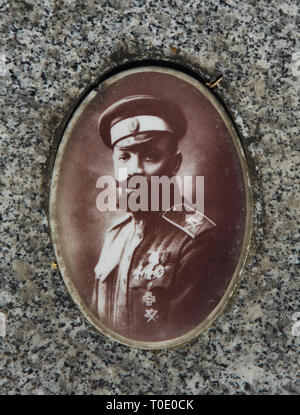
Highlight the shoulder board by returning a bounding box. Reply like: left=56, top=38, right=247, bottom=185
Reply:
left=107, top=213, right=132, bottom=232
left=162, top=204, right=216, bottom=238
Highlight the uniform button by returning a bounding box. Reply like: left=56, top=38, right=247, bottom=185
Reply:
left=148, top=281, right=154, bottom=289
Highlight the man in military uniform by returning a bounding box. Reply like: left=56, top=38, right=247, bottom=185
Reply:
left=93, top=95, right=219, bottom=342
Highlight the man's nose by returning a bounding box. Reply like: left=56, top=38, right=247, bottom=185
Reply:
left=128, top=153, right=143, bottom=175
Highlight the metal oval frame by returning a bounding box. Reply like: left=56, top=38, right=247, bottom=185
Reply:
left=49, top=65, right=253, bottom=350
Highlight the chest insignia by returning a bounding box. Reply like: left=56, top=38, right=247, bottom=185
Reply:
left=143, top=291, right=156, bottom=306
left=131, top=250, right=172, bottom=324
left=144, top=308, right=158, bottom=323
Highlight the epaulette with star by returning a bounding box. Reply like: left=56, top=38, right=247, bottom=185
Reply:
left=162, top=204, right=216, bottom=238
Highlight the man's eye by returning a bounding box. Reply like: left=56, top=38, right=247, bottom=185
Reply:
left=118, top=153, right=130, bottom=161
left=143, top=153, right=157, bottom=161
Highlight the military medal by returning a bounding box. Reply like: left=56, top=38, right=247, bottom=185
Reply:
left=141, top=250, right=169, bottom=322
left=143, top=291, right=156, bottom=306
left=144, top=309, right=158, bottom=323
left=143, top=290, right=158, bottom=323
left=153, top=264, right=164, bottom=279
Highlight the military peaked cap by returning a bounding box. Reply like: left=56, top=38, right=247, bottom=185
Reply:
left=98, top=95, right=187, bottom=148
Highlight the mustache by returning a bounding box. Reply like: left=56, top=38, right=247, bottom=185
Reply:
left=115, top=175, right=151, bottom=188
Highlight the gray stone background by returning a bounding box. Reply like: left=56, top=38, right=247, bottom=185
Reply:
left=1, top=0, right=299, bottom=395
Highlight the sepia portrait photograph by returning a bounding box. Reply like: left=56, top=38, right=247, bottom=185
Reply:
left=50, top=66, right=251, bottom=348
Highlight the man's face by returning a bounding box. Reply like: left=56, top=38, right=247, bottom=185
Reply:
left=113, top=135, right=178, bottom=178
left=112, top=135, right=182, bottom=211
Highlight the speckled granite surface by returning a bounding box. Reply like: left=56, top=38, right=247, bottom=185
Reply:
left=1, top=0, right=299, bottom=395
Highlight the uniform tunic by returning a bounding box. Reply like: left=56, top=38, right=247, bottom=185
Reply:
left=93, top=207, right=224, bottom=342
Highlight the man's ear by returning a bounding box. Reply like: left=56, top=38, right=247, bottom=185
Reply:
left=172, top=152, right=182, bottom=175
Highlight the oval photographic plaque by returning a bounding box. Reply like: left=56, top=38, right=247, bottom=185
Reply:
left=49, top=65, right=252, bottom=349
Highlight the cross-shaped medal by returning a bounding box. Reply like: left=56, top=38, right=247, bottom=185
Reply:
left=143, top=291, right=156, bottom=306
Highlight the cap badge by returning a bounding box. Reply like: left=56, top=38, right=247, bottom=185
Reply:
left=128, top=117, right=140, bottom=133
